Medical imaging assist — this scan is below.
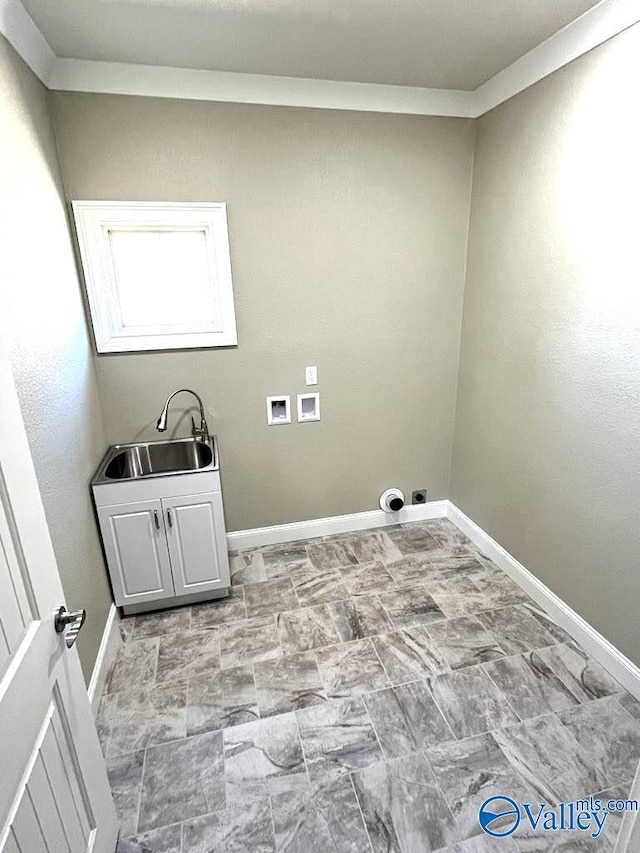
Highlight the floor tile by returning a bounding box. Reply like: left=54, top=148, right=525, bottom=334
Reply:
left=364, top=680, right=454, bottom=759
left=307, top=541, right=358, bottom=571
left=156, top=629, right=220, bottom=683
left=106, top=638, right=159, bottom=694
left=415, top=519, right=474, bottom=550
left=329, top=596, right=392, bottom=641
left=230, top=550, right=267, bottom=586
left=254, top=651, right=326, bottom=717
left=182, top=799, right=275, bottom=852
left=472, top=572, right=529, bottom=607
left=537, top=642, right=623, bottom=703
left=426, top=732, right=532, bottom=841
left=319, top=530, right=366, bottom=542
left=493, top=713, right=608, bottom=803
left=476, top=604, right=557, bottom=655
left=558, top=697, right=640, bottom=786
left=138, top=730, right=225, bottom=832
left=191, top=587, right=247, bottom=628
left=483, top=652, right=579, bottom=719
left=619, top=692, right=640, bottom=723
left=118, top=823, right=182, bottom=853
left=386, top=526, right=442, bottom=555
left=187, top=663, right=258, bottom=735
left=244, top=578, right=298, bottom=618
left=262, top=543, right=312, bottom=578
left=271, top=775, right=370, bottom=852
left=106, top=750, right=145, bottom=838
left=132, top=607, right=191, bottom=640
left=520, top=602, right=573, bottom=644
left=426, top=549, right=489, bottom=581
left=296, top=696, right=383, bottom=782
left=429, top=667, right=519, bottom=739
left=427, top=575, right=494, bottom=619
left=106, top=681, right=187, bottom=757
left=102, top=528, right=637, bottom=853
left=219, top=615, right=282, bottom=669
left=385, top=554, right=442, bottom=587
left=119, top=617, right=135, bottom=643
left=352, top=751, right=458, bottom=852
left=223, top=712, right=307, bottom=803
left=427, top=616, right=508, bottom=669
left=510, top=823, right=615, bottom=852
left=314, top=639, right=389, bottom=698
left=96, top=691, right=118, bottom=753
left=591, top=783, right=631, bottom=850
left=344, top=530, right=402, bottom=564
left=377, top=587, right=446, bottom=628
left=446, top=837, right=520, bottom=852
left=337, top=560, right=397, bottom=596
left=290, top=566, right=350, bottom=607
left=276, top=605, right=340, bottom=655
left=371, top=627, right=449, bottom=685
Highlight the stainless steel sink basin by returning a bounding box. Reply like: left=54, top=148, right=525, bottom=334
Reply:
left=92, top=436, right=218, bottom=484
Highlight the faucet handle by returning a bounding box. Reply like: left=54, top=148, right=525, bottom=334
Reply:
left=191, top=416, right=209, bottom=441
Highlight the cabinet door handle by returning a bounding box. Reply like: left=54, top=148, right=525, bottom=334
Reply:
left=154, top=510, right=160, bottom=530
left=167, top=508, right=173, bottom=528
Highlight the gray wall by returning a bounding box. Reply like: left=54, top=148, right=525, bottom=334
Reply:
left=451, top=24, right=640, bottom=662
left=0, top=36, right=113, bottom=681
left=50, top=94, right=476, bottom=531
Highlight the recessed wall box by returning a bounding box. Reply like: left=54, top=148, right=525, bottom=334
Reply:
left=297, top=392, right=320, bottom=422
left=266, top=396, right=291, bottom=425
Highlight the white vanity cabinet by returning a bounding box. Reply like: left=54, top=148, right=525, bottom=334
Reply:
left=97, top=498, right=175, bottom=607
left=93, top=468, right=230, bottom=614
left=163, top=491, right=228, bottom=596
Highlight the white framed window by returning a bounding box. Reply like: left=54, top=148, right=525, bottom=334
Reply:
left=72, top=201, right=238, bottom=353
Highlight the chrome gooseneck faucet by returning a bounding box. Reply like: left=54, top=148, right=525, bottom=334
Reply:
left=156, top=389, right=210, bottom=442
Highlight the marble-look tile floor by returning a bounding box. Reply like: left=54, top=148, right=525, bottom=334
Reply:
left=101, top=519, right=640, bottom=852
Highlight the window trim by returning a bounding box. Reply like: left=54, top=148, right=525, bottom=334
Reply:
left=72, top=200, right=238, bottom=353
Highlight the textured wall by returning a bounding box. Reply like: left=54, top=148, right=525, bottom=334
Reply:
left=50, top=94, right=476, bottom=531
left=451, top=25, right=640, bottom=663
left=0, top=36, right=113, bottom=681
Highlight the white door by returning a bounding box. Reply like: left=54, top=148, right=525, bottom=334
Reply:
left=97, top=500, right=175, bottom=608
left=0, top=344, right=119, bottom=853
left=164, top=492, right=229, bottom=596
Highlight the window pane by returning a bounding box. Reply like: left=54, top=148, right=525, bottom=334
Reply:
left=108, top=229, right=218, bottom=328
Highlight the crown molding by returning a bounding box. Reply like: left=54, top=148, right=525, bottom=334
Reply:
left=48, top=59, right=476, bottom=117
left=2, top=0, right=639, bottom=118
left=473, top=0, right=640, bottom=116
left=0, top=0, right=54, bottom=83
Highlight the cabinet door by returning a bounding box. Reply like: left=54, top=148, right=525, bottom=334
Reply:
left=97, top=499, right=175, bottom=607
left=163, top=491, right=230, bottom=596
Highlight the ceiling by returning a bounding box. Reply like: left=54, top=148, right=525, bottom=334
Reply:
left=21, top=0, right=603, bottom=90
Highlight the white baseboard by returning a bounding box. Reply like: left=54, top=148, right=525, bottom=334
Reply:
left=226, top=500, right=448, bottom=551
left=446, top=501, right=640, bottom=701
left=87, top=603, right=121, bottom=713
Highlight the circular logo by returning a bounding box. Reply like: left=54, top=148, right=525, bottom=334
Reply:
left=479, top=796, right=521, bottom=837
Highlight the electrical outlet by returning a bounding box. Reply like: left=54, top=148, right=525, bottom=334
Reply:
left=305, top=366, right=318, bottom=386
left=411, top=489, right=427, bottom=505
